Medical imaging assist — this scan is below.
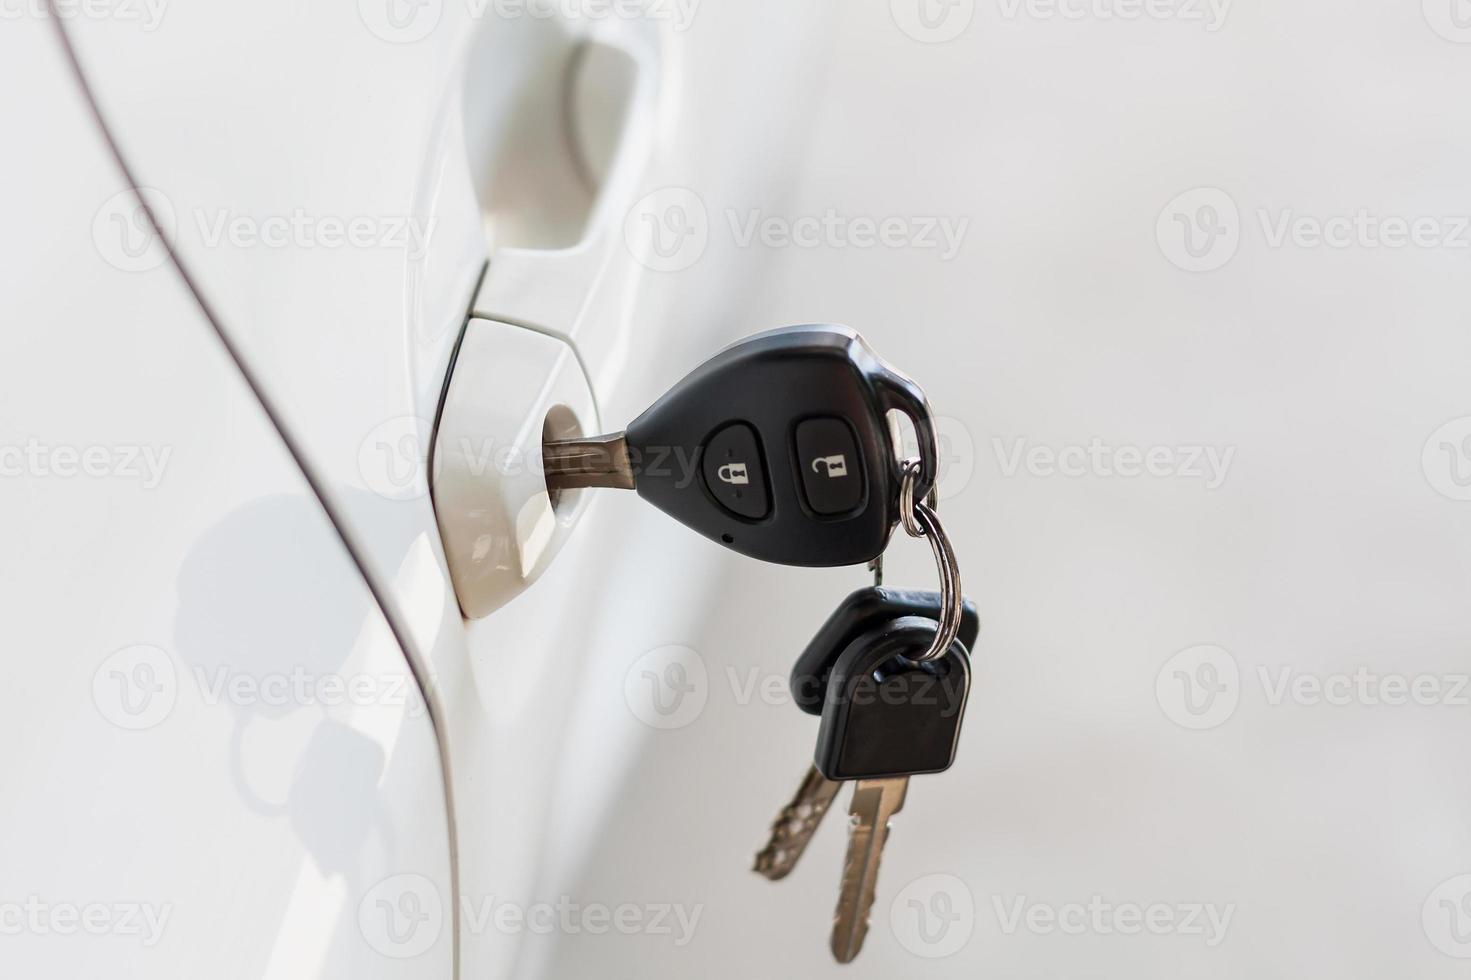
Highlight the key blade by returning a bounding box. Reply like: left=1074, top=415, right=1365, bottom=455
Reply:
left=753, top=765, right=844, bottom=881
left=831, top=777, right=908, bottom=963
left=542, top=432, right=635, bottom=491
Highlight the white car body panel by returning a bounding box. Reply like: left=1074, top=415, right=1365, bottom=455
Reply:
left=36, top=3, right=831, bottom=979
left=0, top=14, right=452, bottom=977
left=10, top=1, right=1471, bottom=977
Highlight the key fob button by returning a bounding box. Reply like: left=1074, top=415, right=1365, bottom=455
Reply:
left=795, top=417, right=865, bottom=515
left=702, top=423, right=770, bottom=520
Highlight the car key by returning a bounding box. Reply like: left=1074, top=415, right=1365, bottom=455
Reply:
left=756, top=461, right=972, bottom=894
left=756, top=579, right=978, bottom=881
left=790, top=586, right=980, bottom=716
left=755, top=586, right=976, bottom=880
left=541, top=324, right=939, bottom=566
left=819, top=615, right=972, bottom=962
left=752, top=764, right=844, bottom=881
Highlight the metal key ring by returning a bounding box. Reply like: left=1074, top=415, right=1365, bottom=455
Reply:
left=896, top=458, right=964, bottom=663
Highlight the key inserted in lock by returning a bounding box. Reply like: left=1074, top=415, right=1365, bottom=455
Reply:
left=541, top=324, right=938, bottom=566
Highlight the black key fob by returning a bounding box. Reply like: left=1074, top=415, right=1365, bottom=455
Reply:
left=624, top=325, right=938, bottom=566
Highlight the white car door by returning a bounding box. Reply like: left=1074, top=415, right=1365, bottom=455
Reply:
left=30, top=3, right=834, bottom=979
left=21, top=3, right=1466, bottom=978
left=1, top=13, right=452, bottom=979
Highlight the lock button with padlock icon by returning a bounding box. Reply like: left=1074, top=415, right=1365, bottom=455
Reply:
left=700, top=422, right=771, bottom=520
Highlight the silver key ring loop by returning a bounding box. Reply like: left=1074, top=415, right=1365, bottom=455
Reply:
left=896, top=458, right=964, bottom=663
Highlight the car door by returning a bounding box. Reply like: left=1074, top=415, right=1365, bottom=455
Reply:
left=0, top=13, right=452, bottom=979
left=39, top=2, right=834, bottom=978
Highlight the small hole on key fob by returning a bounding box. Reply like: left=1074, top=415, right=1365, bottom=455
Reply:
left=541, top=404, right=584, bottom=515
left=721, top=533, right=734, bottom=544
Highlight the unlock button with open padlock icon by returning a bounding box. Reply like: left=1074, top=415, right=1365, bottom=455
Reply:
left=795, top=417, right=865, bottom=516
left=811, top=455, right=848, bottom=478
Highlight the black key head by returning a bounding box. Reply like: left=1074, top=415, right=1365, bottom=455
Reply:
left=790, top=587, right=979, bottom=716
left=813, top=616, right=971, bottom=781
left=624, top=325, right=937, bottom=566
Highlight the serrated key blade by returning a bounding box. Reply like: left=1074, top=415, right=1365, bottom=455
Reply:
left=753, top=765, right=844, bottom=881
left=831, top=777, right=908, bottom=963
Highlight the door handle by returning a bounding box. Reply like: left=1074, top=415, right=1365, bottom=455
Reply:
left=460, top=13, right=667, bottom=384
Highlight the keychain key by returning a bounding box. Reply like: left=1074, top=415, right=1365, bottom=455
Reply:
left=752, top=459, right=975, bottom=963
left=821, top=614, right=972, bottom=962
